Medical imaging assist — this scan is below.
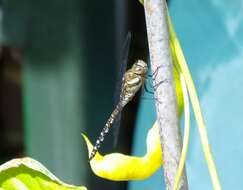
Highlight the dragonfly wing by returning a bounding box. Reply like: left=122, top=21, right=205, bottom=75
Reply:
left=113, top=32, right=131, bottom=147
left=112, top=112, right=122, bottom=147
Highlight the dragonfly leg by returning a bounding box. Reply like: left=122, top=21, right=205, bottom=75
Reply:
left=153, top=79, right=168, bottom=91
left=151, top=65, right=163, bottom=80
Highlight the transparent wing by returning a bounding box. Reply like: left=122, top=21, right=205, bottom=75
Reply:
left=113, top=32, right=132, bottom=147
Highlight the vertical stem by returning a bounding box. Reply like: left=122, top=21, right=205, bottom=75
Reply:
left=144, top=0, right=188, bottom=189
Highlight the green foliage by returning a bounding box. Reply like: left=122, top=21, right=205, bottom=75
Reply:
left=0, top=157, right=87, bottom=190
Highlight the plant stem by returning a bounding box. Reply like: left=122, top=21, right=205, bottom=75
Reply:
left=144, top=0, right=188, bottom=189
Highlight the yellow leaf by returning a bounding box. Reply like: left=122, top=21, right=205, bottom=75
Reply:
left=82, top=122, right=162, bottom=181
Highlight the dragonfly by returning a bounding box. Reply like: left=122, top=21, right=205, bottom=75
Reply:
left=89, top=33, right=148, bottom=160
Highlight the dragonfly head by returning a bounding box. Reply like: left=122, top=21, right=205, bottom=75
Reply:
left=132, top=60, right=148, bottom=76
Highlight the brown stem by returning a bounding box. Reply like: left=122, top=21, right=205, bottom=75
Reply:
left=144, top=0, right=189, bottom=189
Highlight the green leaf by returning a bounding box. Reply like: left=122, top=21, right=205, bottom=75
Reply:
left=0, top=157, right=87, bottom=190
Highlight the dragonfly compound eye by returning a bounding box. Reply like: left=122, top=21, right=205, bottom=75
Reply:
left=133, top=60, right=148, bottom=75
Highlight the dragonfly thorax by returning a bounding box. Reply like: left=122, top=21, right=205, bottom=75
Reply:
left=119, top=60, right=148, bottom=107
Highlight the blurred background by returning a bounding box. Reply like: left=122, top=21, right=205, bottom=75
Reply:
left=0, top=0, right=243, bottom=190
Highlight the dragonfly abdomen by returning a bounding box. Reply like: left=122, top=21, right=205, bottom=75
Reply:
left=89, top=102, right=124, bottom=160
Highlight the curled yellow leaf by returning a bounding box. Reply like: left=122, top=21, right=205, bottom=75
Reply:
left=82, top=121, right=162, bottom=181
